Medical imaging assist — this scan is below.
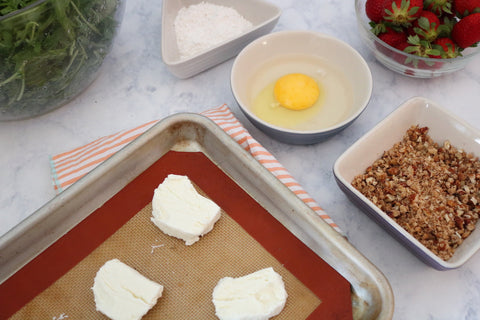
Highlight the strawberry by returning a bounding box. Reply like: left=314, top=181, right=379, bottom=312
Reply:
left=375, top=27, right=408, bottom=57
left=383, top=0, right=424, bottom=25
left=420, top=57, right=444, bottom=69
left=424, top=0, right=453, bottom=16
left=369, top=20, right=389, bottom=35
left=452, top=12, right=480, bottom=47
left=406, top=25, right=417, bottom=36
left=413, top=10, right=442, bottom=41
left=404, top=34, right=442, bottom=57
left=378, top=27, right=409, bottom=47
left=366, top=0, right=388, bottom=22
left=453, top=0, right=480, bottom=17
left=439, top=15, right=457, bottom=36
left=404, top=38, right=444, bottom=69
left=396, top=41, right=411, bottom=51
left=391, top=40, right=411, bottom=64
left=433, top=37, right=461, bottom=57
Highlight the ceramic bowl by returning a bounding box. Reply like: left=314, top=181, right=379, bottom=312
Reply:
left=355, top=0, right=480, bottom=78
left=231, top=30, right=372, bottom=145
left=333, top=97, right=480, bottom=270
left=161, top=0, right=281, bottom=79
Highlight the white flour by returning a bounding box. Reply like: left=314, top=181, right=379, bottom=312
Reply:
left=174, top=2, right=253, bottom=59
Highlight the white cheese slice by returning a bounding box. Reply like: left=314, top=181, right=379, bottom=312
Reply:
left=212, top=267, right=288, bottom=320
left=151, top=174, right=221, bottom=245
left=92, top=259, right=163, bottom=320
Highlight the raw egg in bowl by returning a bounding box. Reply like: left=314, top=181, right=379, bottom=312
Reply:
left=231, top=30, right=372, bottom=144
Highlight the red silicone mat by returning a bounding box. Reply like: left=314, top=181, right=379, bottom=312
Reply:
left=0, top=151, right=352, bottom=319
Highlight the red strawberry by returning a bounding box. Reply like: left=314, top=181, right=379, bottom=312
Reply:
left=383, top=0, right=424, bottom=25
left=419, top=58, right=444, bottom=70
left=433, top=37, right=461, bottom=57
left=452, top=12, right=480, bottom=47
left=378, top=27, right=409, bottom=47
left=453, top=0, right=480, bottom=17
left=404, top=34, right=442, bottom=57
left=366, top=0, right=388, bottom=22
left=392, top=40, right=411, bottom=64
left=439, top=15, right=457, bottom=35
left=369, top=20, right=389, bottom=36
left=413, top=11, right=441, bottom=41
left=391, top=38, right=442, bottom=71
left=424, top=0, right=453, bottom=16
left=396, top=41, right=411, bottom=50
left=374, top=27, right=408, bottom=58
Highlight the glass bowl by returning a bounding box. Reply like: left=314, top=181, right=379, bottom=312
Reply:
left=355, top=0, right=480, bottom=78
left=0, top=0, right=125, bottom=120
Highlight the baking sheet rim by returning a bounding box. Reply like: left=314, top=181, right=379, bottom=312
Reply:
left=0, top=112, right=394, bottom=320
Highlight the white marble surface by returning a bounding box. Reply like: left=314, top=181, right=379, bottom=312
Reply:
left=1, top=0, right=480, bottom=319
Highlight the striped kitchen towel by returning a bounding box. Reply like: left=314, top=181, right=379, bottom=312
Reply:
left=50, top=104, right=342, bottom=234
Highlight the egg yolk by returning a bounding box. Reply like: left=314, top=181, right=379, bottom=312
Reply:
left=273, top=73, right=320, bottom=111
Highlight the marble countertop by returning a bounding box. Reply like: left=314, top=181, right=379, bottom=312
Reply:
left=1, top=0, right=480, bottom=319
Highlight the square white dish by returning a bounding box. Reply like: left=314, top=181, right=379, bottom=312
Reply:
left=333, top=97, right=480, bottom=270
left=161, top=0, right=281, bottom=79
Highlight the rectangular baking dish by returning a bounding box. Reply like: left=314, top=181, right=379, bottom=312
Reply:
left=333, top=97, right=480, bottom=270
left=0, top=113, right=394, bottom=319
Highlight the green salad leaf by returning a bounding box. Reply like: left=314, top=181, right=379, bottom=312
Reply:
left=0, top=0, right=34, bottom=16
left=0, top=0, right=122, bottom=119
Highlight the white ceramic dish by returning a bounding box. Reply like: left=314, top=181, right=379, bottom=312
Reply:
left=161, top=0, right=281, bottom=79
left=231, top=30, right=372, bottom=145
left=333, top=97, right=480, bottom=270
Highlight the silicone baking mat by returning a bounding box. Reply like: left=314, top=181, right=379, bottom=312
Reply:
left=0, top=151, right=352, bottom=319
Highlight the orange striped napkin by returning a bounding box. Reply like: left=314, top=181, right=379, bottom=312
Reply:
left=50, top=104, right=341, bottom=234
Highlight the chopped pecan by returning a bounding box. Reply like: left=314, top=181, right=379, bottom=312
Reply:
left=352, top=125, right=480, bottom=261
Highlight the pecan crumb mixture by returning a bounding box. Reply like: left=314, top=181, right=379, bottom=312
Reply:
left=352, top=125, right=480, bottom=261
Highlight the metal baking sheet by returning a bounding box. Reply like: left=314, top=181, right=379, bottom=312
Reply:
left=0, top=113, right=394, bottom=319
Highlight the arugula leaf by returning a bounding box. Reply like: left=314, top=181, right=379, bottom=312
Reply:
left=0, top=0, right=122, bottom=119
left=0, top=0, right=36, bottom=16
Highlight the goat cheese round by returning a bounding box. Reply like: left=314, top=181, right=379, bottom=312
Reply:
left=212, top=267, right=288, bottom=320
left=92, top=259, right=163, bottom=320
left=151, top=174, right=221, bottom=245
